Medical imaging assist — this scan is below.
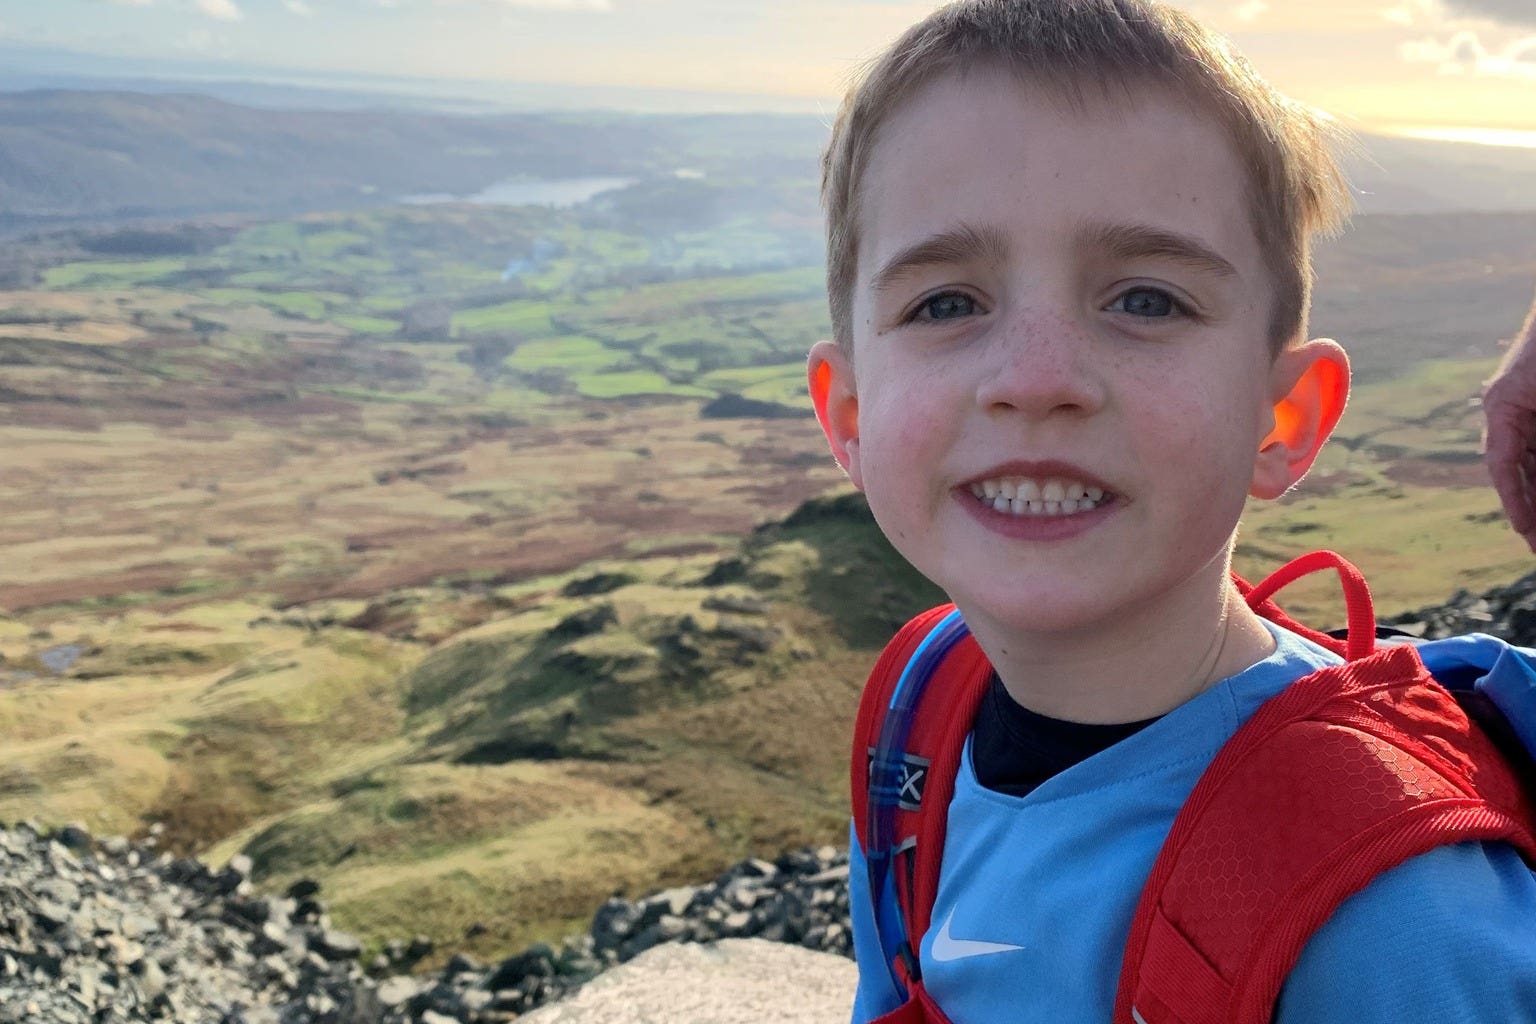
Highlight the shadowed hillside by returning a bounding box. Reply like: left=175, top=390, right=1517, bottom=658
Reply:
left=0, top=489, right=941, bottom=961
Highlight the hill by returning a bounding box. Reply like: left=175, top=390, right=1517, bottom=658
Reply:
left=0, top=90, right=824, bottom=230
left=0, top=489, right=938, bottom=963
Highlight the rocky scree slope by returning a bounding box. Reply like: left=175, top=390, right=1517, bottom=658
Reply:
left=0, top=818, right=850, bottom=1023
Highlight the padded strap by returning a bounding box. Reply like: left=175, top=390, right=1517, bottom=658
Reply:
left=1114, top=644, right=1536, bottom=1024
left=852, top=606, right=958, bottom=831
left=904, top=641, right=991, bottom=939
left=851, top=606, right=993, bottom=1004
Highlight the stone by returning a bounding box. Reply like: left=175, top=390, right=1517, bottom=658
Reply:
left=589, top=897, right=641, bottom=953
left=312, top=929, right=362, bottom=962
left=375, top=975, right=421, bottom=1008
left=284, top=878, right=321, bottom=901
left=53, top=825, right=93, bottom=854
left=444, top=951, right=482, bottom=977
left=517, top=940, right=855, bottom=1024
left=485, top=943, right=555, bottom=990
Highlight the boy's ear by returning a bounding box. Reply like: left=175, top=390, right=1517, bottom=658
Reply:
left=807, top=340, right=864, bottom=490
left=1250, top=338, right=1350, bottom=500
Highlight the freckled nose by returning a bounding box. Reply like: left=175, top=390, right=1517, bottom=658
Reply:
left=974, top=313, right=1105, bottom=418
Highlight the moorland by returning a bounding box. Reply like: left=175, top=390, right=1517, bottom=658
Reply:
left=2, top=95, right=1536, bottom=964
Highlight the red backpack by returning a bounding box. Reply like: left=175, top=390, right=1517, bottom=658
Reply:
left=850, top=551, right=1536, bottom=1024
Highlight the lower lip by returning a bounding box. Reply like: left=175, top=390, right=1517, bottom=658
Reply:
left=954, top=489, right=1117, bottom=541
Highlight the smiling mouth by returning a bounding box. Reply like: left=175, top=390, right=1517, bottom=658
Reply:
left=967, top=475, right=1109, bottom=517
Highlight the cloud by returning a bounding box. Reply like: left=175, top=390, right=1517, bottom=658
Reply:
left=435, top=0, right=614, bottom=9
left=193, top=0, right=242, bottom=18
left=1233, top=0, right=1269, bottom=21
left=1438, top=0, right=1536, bottom=27
left=1381, top=0, right=1435, bottom=26
left=1402, top=28, right=1536, bottom=77
left=282, top=0, right=314, bottom=13
left=90, top=0, right=246, bottom=16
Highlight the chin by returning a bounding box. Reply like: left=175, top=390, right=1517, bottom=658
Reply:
left=948, top=585, right=1124, bottom=640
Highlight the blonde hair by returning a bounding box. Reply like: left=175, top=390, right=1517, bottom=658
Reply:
left=821, top=0, right=1353, bottom=353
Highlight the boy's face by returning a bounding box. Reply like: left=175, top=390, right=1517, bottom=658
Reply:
left=814, top=70, right=1317, bottom=639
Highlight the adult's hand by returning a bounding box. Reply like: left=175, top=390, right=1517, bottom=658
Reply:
left=1484, top=287, right=1536, bottom=552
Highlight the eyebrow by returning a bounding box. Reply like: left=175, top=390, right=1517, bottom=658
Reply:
left=1082, top=221, right=1238, bottom=279
left=870, top=222, right=1012, bottom=294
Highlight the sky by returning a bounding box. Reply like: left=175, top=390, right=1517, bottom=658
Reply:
left=1, top=0, right=1534, bottom=142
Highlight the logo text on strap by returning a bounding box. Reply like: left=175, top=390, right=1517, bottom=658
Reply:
left=867, top=748, right=931, bottom=811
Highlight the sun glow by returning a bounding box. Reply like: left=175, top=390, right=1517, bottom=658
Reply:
left=1386, top=125, right=1536, bottom=150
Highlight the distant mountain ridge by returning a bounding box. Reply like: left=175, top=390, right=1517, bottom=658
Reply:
left=0, top=90, right=824, bottom=229
left=3, top=88, right=1536, bottom=230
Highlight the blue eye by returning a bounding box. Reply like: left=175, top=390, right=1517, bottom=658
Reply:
left=913, top=292, right=977, bottom=322
left=1110, top=287, right=1182, bottom=317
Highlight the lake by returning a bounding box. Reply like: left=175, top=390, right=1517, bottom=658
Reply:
left=402, top=176, right=633, bottom=208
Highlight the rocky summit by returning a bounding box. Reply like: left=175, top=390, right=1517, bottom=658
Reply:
left=0, top=818, right=852, bottom=1023
left=1385, top=565, right=1536, bottom=645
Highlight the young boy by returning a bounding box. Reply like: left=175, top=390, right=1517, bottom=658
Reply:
left=805, top=0, right=1536, bottom=1020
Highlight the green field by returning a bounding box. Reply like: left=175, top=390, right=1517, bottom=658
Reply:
left=28, top=204, right=830, bottom=405
left=43, top=258, right=188, bottom=289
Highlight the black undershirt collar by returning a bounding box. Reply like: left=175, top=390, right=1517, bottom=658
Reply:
left=971, top=672, right=1162, bottom=798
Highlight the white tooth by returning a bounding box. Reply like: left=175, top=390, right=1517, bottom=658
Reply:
left=992, top=495, right=1009, bottom=512
left=983, top=479, right=999, bottom=498
left=1026, top=500, right=1044, bottom=515
left=1085, top=486, right=1104, bottom=502
left=999, top=480, right=1018, bottom=501
left=1042, top=480, right=1066, bottom=503
left=1060, top=499, right=1079, bottom=514
left=1043, top=500, right=1061, bottom=515
left=971, top=483, right=986, bottom=499
left=1009, top=497, right=1027, bottom=515
left=1078, top=499, right=1097, bottom=511
left=1066, top=482, right=1086, bottom=501
left=1018, top=480, right=1041, bottom=502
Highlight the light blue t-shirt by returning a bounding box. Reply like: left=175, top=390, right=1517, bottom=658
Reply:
left=849, top=622, right=1536, bottom=1022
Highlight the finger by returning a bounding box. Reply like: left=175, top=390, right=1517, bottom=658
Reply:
left=1489, top=470, right=1536, bottom=538
left=1485, top=404, right=1536, bottom=536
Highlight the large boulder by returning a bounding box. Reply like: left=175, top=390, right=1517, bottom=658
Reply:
left=519, top=938, right=856, bottom=1024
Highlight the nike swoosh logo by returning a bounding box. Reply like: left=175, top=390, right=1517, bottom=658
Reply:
left=929, top=907, right=1025, bottom=962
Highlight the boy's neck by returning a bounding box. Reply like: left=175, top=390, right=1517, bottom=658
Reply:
left=960, top=562, right=1277, bottom=725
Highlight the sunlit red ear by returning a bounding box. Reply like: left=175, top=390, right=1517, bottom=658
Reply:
left=807, top=340, right=863, bottom=490
left=1250, top=339, right=1350, bottom=500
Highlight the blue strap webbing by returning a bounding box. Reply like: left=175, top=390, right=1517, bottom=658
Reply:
left=864, top=608, right=971, bottom=993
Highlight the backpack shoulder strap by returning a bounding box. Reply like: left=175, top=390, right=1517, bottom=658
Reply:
left=1115, top=554, right=1536, bottom=1024
left=851, top=606, right=993, bottom=989
left=851, top=605, right=960, bottom=839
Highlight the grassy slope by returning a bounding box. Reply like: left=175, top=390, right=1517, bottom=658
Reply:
left=0, top=491, right=942, bottom=961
